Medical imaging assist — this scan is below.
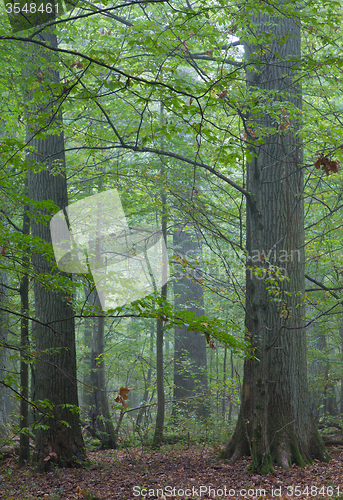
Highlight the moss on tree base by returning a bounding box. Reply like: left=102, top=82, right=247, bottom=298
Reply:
left=220, top=411, right=329, bottom=473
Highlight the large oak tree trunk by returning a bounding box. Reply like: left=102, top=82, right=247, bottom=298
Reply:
left=26, top=30, right=85, bottom=470
left=221, top=9, right=328, bottom=472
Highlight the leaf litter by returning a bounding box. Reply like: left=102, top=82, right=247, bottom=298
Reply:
left=1, top=445, right=343, bottom=500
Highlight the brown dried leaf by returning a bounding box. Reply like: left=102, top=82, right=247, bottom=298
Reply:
left=119, top=387, right=130, bottom=399
left=314, top=158, right=322, bottom=169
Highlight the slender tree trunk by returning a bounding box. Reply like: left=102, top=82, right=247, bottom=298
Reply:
left=19, top=207, right=30, bottom=465
left=136, top=325, right=154, bottom=429
left=152, top=282, right=167, bottom=447
left=0, top=271, right=8, bottom=428
left=222, top=345, right=227, bottom=417
left=26, top=30, right=85, bottom=470
left=96, top=295, right=116, bottom=449
left=82, top=315, right=92, bottom=409
left=324, top=353, right=338, bottom=417
left=308, top=330, right=325, bottom=420
left=153, top=136, right=168, bottom=446
left=228, top=349, right=233, bottom=422
left=153, top=102, right=168, bottom=447
left=340, top=323, right=343, bottom=414
left=221, top=8, right=328, bottom=471
left=306, top=273, right=325, bottom=420
left=0, top=129, right=9, bottom=432
left=90, top=303, right=101, bottom=439
left=87, top=287, right=116, bottom=448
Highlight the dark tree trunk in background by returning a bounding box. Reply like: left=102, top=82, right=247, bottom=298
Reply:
left=221, top=8, right=328, bottom=472
left=81, top=314, right=92, bottom=410
left=0, top=129, right=9, bottom=431
left=222, top=345, right=227, bottom=418
left=324, top=356, right=338, bottom=417
left=172, top=224, right=209, bottom=419
left=152, top=282, right=167, bottom=447
left=136, top=325, right=154, bottom=430
left=85, top=287, right=115, bottom=448
left=19, top=208, right=30, bottom=465
left=26, top=30, right=85, bottom=470
left=340, top=322, right=343, bottom=414
left=306, top=272, right=334, bottom=420
left=308, top=319, right=324, bottom=421
left=228, top=349, right=234, bottom=422
left=90, top=290, right=116, bottom=449
left=153, top=165, right=168, bottom=447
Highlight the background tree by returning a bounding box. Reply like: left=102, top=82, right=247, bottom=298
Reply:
left=173, top=222, right=209, bottom=419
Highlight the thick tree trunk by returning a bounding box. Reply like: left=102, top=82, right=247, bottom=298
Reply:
left=26, top=30, right=85, bottom=470
left=221, top=9, right=328, bottom=471
left=172, top=224, right=209, bottom=419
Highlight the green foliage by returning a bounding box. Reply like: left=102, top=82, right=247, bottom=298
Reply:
left=1, top=0, right=343, bottom=470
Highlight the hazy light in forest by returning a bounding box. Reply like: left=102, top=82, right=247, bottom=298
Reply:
left=50, top=188, right=169, bottom=310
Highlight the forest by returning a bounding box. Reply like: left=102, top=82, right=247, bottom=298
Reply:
left=1, top=0, right=343, bottom=498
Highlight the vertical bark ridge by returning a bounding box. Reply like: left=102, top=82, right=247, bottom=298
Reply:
left=221, top=8, right=328, bottom=472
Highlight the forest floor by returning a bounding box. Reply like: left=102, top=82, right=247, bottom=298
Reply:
left=1, top=443, right=343, bottom=500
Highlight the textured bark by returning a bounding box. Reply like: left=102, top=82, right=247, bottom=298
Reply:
left=26, top=31, right=85, bottom=470
left=221, top=9, right=328, bottom=471
left=172, top=224, right=209, bottom=419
